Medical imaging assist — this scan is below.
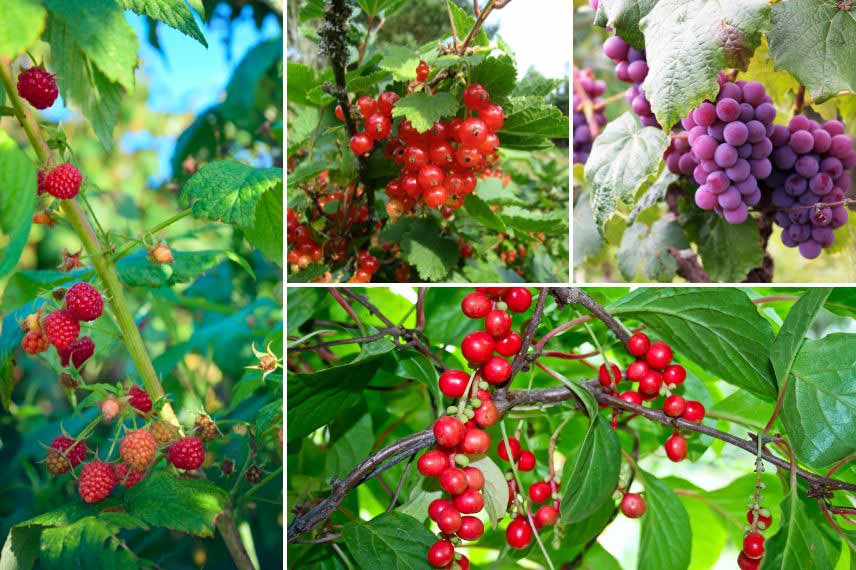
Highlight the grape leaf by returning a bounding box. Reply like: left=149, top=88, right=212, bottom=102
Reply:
left=573, top=193, right=603, bottom=266
left=743, top=36, right=800, bottom=106
left=640, top=0, right=770, bottom=128
left=617, top=218, right=688, bottom=282
left=628, top=170, right=679, bottom=225
left=609, top=288, right=777, bottom=399
left=595, top=0, right=658, bottom=49
left=391, top=92, right=458, bottom=133
left=683, top=209, right=764, bottom=283
left=0, top=0, right=45, bottom=57
left=0, top=130, right=37, bottom=279
left=117, top=0, right=207, bottom=46
left=637, top=470, right=692, bottom=570
left=342, top=512, right=435, bottom=570
left=779, top=333, right=856, bottom=468
left=379, top=217, right=459, bottom=281
left=585, top=112, right=669, bottom=234
left=768, top=0, right=856, bottom=104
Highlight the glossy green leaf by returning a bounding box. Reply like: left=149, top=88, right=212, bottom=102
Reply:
left=770, top=288, right=831, bottom=388
left=117, top=0, right=207, bottom=46
left=637, top=470, right=692, bottom=570
left=342, top=512, right=435, bottom=570
left=560, top=415, right=620, bottom=523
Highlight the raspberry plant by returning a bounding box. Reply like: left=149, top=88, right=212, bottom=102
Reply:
left=287, top=286, right=856, bottom=569
left=0, top=3, right=282, bottom=568
left=573, top=0, right=856, bottom=283
left=287, top=0, right=569, bottom=283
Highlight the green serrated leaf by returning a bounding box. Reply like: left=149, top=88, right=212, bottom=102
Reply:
left=115, top=250, right=222, bottom=288
left=463, top=194, right=507, bottom=232
left=379, top=217, right=459, bottom=281
left=469, top=55, right=517, bottom=102
left=40, top=517, right=138, bottom=569
left=617, top=218, right=687, bottom=282
left=245, top=187, right=283, bottom=264
left=0, top=0, right=45, bottom=57
left=500, top=206, right=567, bottom=235
left=628, top=170, right=678, bottom=225
left=391, top=92, right=458, bottom=133
left=117, top=0, right=207, bottom=46
left=447, top=0, right=489, bottom=47
left=498, top=96, right=569, bottom=150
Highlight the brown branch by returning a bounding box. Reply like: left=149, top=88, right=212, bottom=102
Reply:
left=668, top=248, right=712, bottom=283
left=549, top=288, right=630, bottom=347
left=341, top=288, right=396, bottom=328
left=215, top=510, right=256, bottom=570
left=495, top=287, right=549, bottom=399
left=416, top=288, right=427, bottom=330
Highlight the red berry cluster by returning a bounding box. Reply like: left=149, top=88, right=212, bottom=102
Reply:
left=349, top=250, right=379, bottom=283
left=739, top=488, right=772, bottom=568
left=26, top=282, right=103, bottom=369
left=599, top=332, right=705, bottom=462
left=287, top=208, right=323, bottom=270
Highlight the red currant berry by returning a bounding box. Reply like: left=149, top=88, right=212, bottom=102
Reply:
left=665, top=432, right=687, bottom=462
left=479, top=132, right=500, bottom=154
left=480, top=356, right=511, bottom=384
left=398, top=120, right=422, bottom=143
left=439, top=467, right=469, bottom=495
left=598, top=362, right=622, bottom=389
left=418, top=449, right=450, bottom=477
left=365, top=113, right=392, bottom=139
left=377, top=91, right=400, bottom=115
left=418, top=165, right=445, bottom=190
left=335, top=104, right=345, bottom=121
left=742, top=532, right=765, bottom=559
left=453, top=489, right=484, bottom=514
left=627, top=332, right=650, bottom=357
left=356, top=95, right=377, bottom=117
left=459, top=428, right=490, bottom=455
left=437, top=506, right=462, bottom=533
left=461, top=331, right=495, bottom=364
left=737, top=551, right=761, bottom=570
left=746, top=509, right=772, bottom=529
left=495, top=331, right=522, bottom=357
left=479, top=103, right=505, bottom=131
left=457, top=516, right=484, bottom=541
left=663, top=364, right=686, bottom=385
left=459, top=118, right=489, bottom=147
left=455, top=146, right=482, bottom=168
left=502, top=287, right=532, bottom=312
left=439, top=370, right=470, bottom=398
left=463, top=84, right=490, bottom=110
left=484, top=309, right=512, bottom=338
left=401, top=175, right=422, bottom=198
left=349, top=133, right=373, bottom=156
left=427, top=540, right=454, bottom=567
left=506, top=516, right=532, bottom=549
left=429, top=498, right=453, bottom=521
left=429, top=142, right=454, bottom=167
left=404, top=145, right=428, bottom=170
left=529, top=481, right=551, bottom=503
left=534, top=505, right=558, bottom=528
left=619, top=390, right=643, bottom=406
left=423, top=187, right=448, bottom=209
left=626, top=360, right=649, bottom=382
left=663, top=394, right=687, bottom=417
left=463, top=466, right=485, bottom=491
left=473, top=399, right=499, bottom=427
left=517, top=450, right=536, bottom=471
left=434, top=416, right=466, bottom=448
left=620, top=492, right=646, bottom=518
left=638, top=370, right=663, bottom=397
left=497, top=437, right=521, bottom=461
left=682, top=401, right=705, bottom=423
left=646, top=341, right=673, bottom=369
left=455, top=555, right=471, bottom=570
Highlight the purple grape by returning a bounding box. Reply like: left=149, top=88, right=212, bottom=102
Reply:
left=604, top=35, right=659, bottom=127
left=795, top=155, right=819, bottom=178
left=572, top=67, right=607, bottom=164
left=716, top=98, right=741, bottom=122
left=722, top=202, right=749, bottom=224
left=790, top=130, right=814, bottom=154
left=715, top=143, right=738, bottom=168
left=604, top=36, right=629, bottom=61
left=724, top=122, right=749, bottom=146
left=726, top=159, right=751, bottom=182
left=812, top=129, right=832, bottom=153
left=718, top=187, right=742, bottom=209
left=694, top=102, right=717, bottom=127
left=695, top=187, right=717, bottom=210
left=798, top=240, right=822, bottom=259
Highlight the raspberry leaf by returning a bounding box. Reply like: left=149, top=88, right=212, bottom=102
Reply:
left=116, top=250, right=222, bottom=287
left=40, top=517, right=140, bottom=566
left=0, top=0, right=46, bottom=58
left=117, top=0, right=207, bottom=47
left=0, top=130, right=37, bottom=279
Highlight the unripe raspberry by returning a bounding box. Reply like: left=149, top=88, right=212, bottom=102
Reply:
left=120, top=429, right=158, bottom=471
left=128, top=385, right=152, bottom=414
left=194, top=414, right=219, bottom=442
left=44, top=310, right=80, bottom=350
left=221, top=458, right=235, bottom=476
left=168, top=437, right=205, bottom=470
left=246, top=465, right=264, bottom=484
left=101, top=397, right=121, bottom=422
left=113, top=463, right=144, bottom=488
left=151, top=244, right=174, bottom=264
left=45, top=435, right=87, bottom=475
left=78, top=461, right=117, bottom=503
left=44, top=163, right=83, bottom=200
left=65, top=282, right=103, bottom=321
left=59, top=336, right=95, bottom=368
left=21, top=330, right=49, bottom=354
left=17, top=67, right=59, bottom=109
left=150, top=421, right=177, bottom=444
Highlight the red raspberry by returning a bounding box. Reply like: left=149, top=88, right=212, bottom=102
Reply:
left=119, top=429, right=158, bottom=471
left=17, top=67, right=59, bottom=109
left=65, top=282, right=103, bottom=321
left=59, top=336, right=95, bottom=368
left=44, top=310, right=80, bottom=350
left=78, top=461, right=117, bottom=503
left=113, top=463, right=144, bottom=489
left=45, top=435, right=87, bottom=475
left=168, top=437, right=205, bottom=470
left=128, top=385, right=152, bottom=414
left=44, top=163, right=83, bottom=200
left=21, top=330, right=50, bottom=354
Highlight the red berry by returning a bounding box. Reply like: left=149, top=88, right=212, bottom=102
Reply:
left=480, top=356, right=510, bottom=384
left=455, top=146, right=482, bottom=168
left=639, top=370, right=663, bottom=397
left=17, top=67, right=59, bottom=109
left=664, top=432, right=687, bottom=462
left=461, top=292, right=492, bottom=319
left=365, top=113, right=392, bottom=139
left=502, top=287, right=532, bottom=312
left=120, top=429, right=158, bottom=472
left=78, top=461, right=117, bottom=503
left=495, top=331, right=522, bottom=357
left=418, top=165, right=445, bottom=190
left=619, top=390, right=643, bottom=406
left=497, top=437, right=521, bottom=461
left=439, top=467, right=469, bottom=495
left=429, top=498, right=453, bottom=521
left=663, top=364, right=686, bottom=385
left=418, top=450, right=450, bottom=477
left=454, top=555, right=471, bottom=570
left=434, top=416, right=466, bottom=448
left=416, top=60, right=430, bottom=82
left=737, top=551, right=761, bottom=570
left=479, top=103, right=505, bottom=131
left=626, top=360, right=649, bottom=382
left=535, top=505, right=558, bottom=528
left=427, top=540, right=454, bottom=567
left=46, top=435, right=87, bottom=475
left=646, top=341, right=673, bottom=369
left=335, top=104, right=345, bottom=121
left=167, top=437, right=205, bottom=470
left=459, top=118, right=488, bottom=147
left=506, top=516, right=532, bottom=549
left=459, top=428, right=490, bottom=455
left=598, top=363, right=622, bottom=389
left=463, top=466, right=484, bottom=491
left=743, top=532, right=765, bottom=559
left=423, top=187, right=448, bottom=209
left=439, top=370, right=470, bottom=398
left=429, top=142, right=454, bottom=167
left=620, top=492, right=646, bottom=518
left=663, top=394, right=687, bottom=417
left=473, top=399, right=498, bottom=427
left=479, top=132, right=500, bottom=154
left=65, top=282, right=103, bottom=321
left=44, top=163, right=83, bottom=200
left=627, top=333, right=650, bottom=357
left=437, top=506, right=462, bottom=533
left=682, top=401, right=706, bottom=423
left=349, top=133, right=373, bottom=156
left=457, top=516, right=484, bottom=540
left=355, top=95, right=377, bottom=117
left=59, top=335, right=95, bottom=368
left=461, top=331, right=495, bottom=364
left=453, top=489, right=484, bottom=513
left=529, top=481, right=551, bottom=503
left=484, top=309, right=512, bottom=338
left=401, top=175, right=422, bottom=198
left=463, top=84, right=490, bottom=110
left=517, top=450, right=536, bottom=471
left=746, top=509, right=772, bottom=529
left=44, top=310, right=80, bottom=350
left=21, top=330, right=49, bottom=355
left=377, top=91, right=400, bottom=115
left=128, top=385, right=153, bottom=414
left=113, top=463, right=144, bottom=489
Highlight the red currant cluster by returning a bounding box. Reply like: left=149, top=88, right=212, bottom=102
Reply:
left=499, top=436, right=560, bottom=549
left=599, top=332, right=705, bottom=462
left=286, top=207, right=323, bottom=271
left=739, top=486, right=771, bottom=568
left=348, top=250, right=379, bottom=283
left=21, top=282, right=104, bottom=370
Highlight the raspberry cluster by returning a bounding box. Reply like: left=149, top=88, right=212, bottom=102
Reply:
left=600, top=332, right=705, bottom=462
left=603, top=36, right=658, bottom=127
left=572, top=67, right=606, bottom=164
left=420, top=287, right=533, bottom=568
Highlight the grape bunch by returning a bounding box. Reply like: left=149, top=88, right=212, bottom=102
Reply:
left=664, top=127, right=696, bottom=177
left=685, top=78, right=777, bottom=224
left=572, top=67, right=606, bottom=164
left=766, top=116, right=854, bottom=259
left=603, top=36, right=659, bottom=128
